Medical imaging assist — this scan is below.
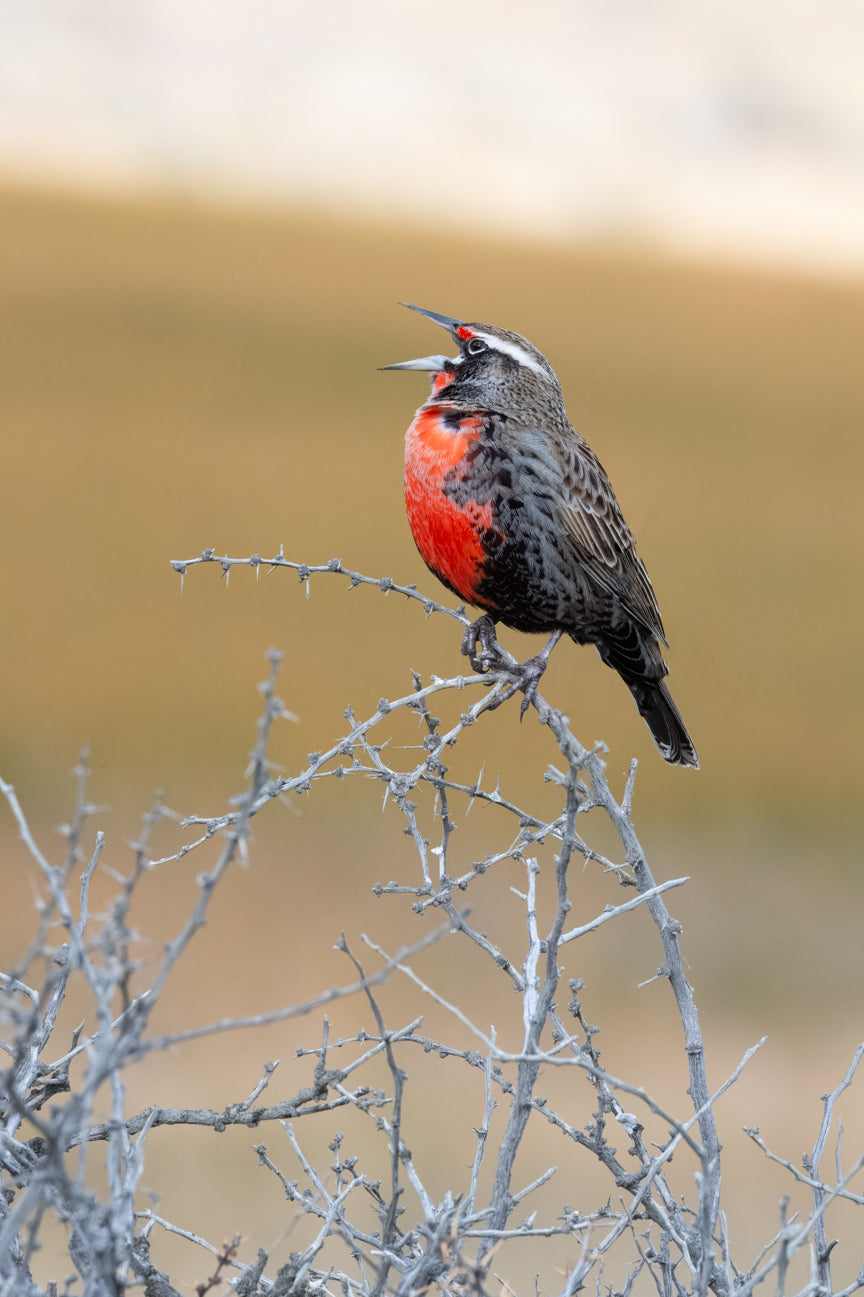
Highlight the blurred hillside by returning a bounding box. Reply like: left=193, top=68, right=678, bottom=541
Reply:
left=1, top=187, right=863, bottom=1291
left=2, top=1, right=864, bottom=272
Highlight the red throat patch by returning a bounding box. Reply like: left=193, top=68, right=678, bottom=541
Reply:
left=404, top=405, right=499, bottom=609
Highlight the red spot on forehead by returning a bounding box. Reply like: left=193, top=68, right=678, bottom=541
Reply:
left=456, top=326, right=474, bottom=340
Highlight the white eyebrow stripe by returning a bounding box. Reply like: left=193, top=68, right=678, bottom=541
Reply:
left=473, top=331, right=548, bottom=377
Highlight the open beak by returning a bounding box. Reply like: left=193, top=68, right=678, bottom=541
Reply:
left=400, top=303, right=463, bottom=337
left=379, top=354, right=453, bottom=372
left=379, top=302, right=463, bottom=372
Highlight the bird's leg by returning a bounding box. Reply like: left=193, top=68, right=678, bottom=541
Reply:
left=460, top=614, right=506, bottom=675
left=461, top=617, right=563, bottom=719
left=510, top=629, right=564, bottom=719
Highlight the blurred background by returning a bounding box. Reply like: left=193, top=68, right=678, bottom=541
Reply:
left=1, top=1, right=863, bottom=1290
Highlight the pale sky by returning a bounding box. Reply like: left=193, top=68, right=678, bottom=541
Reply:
left=1, top=0, right=862, bottom=272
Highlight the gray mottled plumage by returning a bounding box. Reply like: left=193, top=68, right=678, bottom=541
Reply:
left=387, top=307, right=698, bottom=768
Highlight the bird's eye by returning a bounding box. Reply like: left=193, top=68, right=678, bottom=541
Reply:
left=465, top=337, right=488, bottom=356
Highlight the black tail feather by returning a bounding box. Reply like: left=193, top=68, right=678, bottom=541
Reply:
left=591, top=626, right=699, bottom=768
left=627, top=678, right=699, bottom=769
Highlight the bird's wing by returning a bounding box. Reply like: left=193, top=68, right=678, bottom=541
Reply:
left=515, top=426, right=668, bottom=644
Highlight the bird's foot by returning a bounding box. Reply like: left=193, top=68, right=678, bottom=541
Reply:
left=460, top=614, right=506, bottom=675
left=461, top=618, right=563, bottom=720
left=504, top=630, right=563, bottom=719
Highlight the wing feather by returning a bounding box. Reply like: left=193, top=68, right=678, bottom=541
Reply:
left=516, top=425, right=667, bottom=644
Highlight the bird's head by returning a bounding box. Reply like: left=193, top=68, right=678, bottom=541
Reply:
left=381, top=304, right=565, bottom=421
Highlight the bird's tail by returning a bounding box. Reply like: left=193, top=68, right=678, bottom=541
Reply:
left=626, top=677, right=699, bottom=769
left=592, top=630, right=699, bottom=769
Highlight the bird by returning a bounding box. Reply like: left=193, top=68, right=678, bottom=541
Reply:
left=382, top=303, right=698, bottom=768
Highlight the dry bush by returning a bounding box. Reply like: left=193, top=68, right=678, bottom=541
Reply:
left=1, top=555, right=862, bottom=1297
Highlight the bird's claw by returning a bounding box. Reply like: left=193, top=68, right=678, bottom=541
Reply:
left=503, top=652, right=550, bottom=721
left=460, top=614, right=505, bottom=675
left=461, top=617, right=556, bottom=720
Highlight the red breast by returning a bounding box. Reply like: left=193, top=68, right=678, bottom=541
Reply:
left=404, top=404, right=498, bottom=608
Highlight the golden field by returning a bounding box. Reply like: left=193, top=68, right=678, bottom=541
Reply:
left=1, top=189, right=862, bottom=819
left=1, top=187, right=863, bottom=1290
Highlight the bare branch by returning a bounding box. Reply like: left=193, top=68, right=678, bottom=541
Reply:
left=3, top=553, right=862, bottom=1297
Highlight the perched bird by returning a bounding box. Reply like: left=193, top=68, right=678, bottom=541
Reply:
left=382, top=304, right=698, bottom=768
